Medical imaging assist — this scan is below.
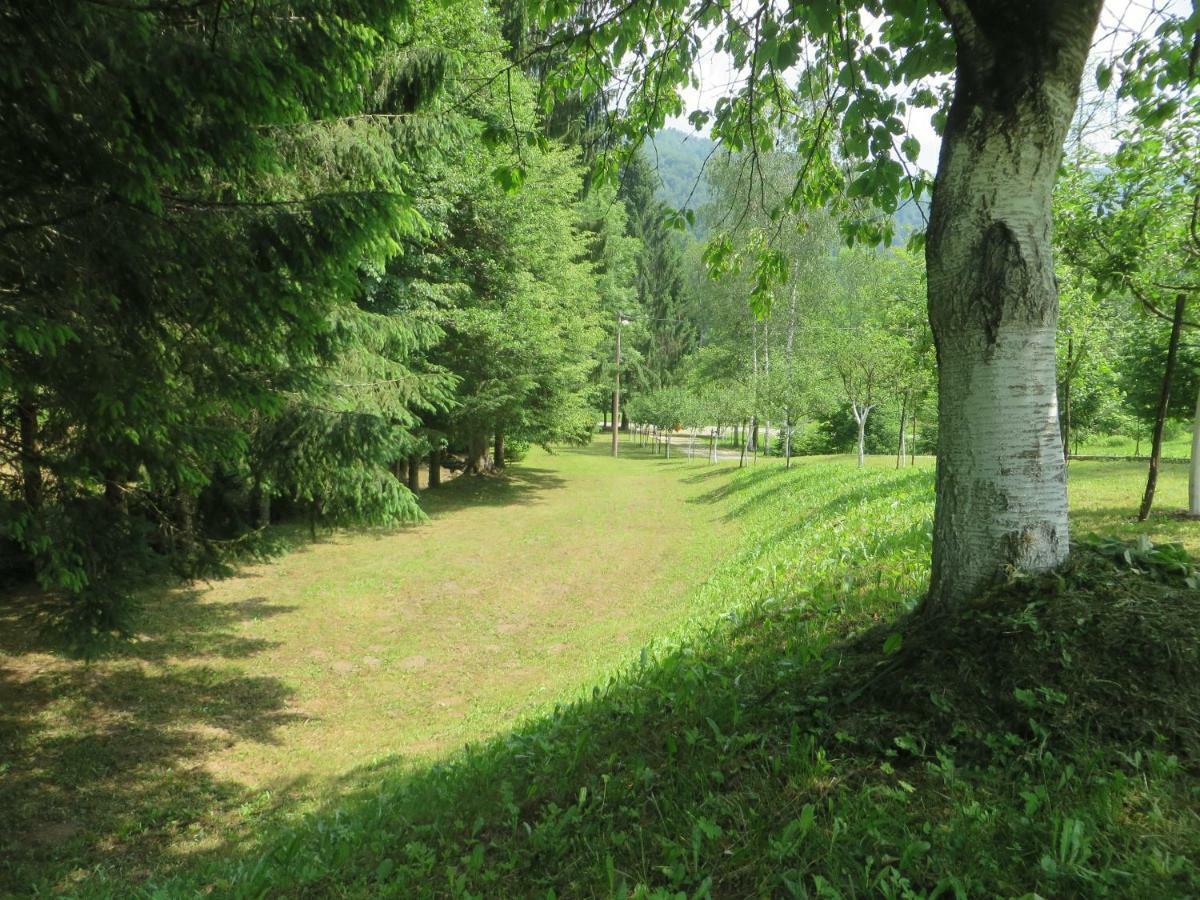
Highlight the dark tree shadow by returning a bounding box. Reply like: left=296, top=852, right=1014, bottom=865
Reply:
left=147, top=497, right=943, bottom=898
left=419, top=466, right=568, bottom=516
left=0, top=453, right=581, bottom=892
left=0, top=584, right=302, bottom=893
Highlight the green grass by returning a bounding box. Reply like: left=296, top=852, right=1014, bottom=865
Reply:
left=1, top=440, right=743, bottom=894
left=3, top=441, right=1198, bottom=896
left=1074, top=428, right=1193, bottom=459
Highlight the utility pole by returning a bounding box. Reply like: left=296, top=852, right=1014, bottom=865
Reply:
left=612, top=312, right=623, bottom=457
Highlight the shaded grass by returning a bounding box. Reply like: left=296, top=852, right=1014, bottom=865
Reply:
left=6, top=447, right=1199, bottom=896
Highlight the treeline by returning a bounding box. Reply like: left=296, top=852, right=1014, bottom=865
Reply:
left=622, top=131, right=1200, bottom=497
left=0, top=0, right=648, bottom=640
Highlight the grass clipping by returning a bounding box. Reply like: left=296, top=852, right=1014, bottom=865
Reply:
left=832, top=537, right=1200, bottom=762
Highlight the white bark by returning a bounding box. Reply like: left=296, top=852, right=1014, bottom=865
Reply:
left=925, top=0, right=1102, bottom=610
left=852, top=402, right=874, bottom=468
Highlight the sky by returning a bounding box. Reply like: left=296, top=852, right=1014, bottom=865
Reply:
left=664, top=0, right=1192, bottom=173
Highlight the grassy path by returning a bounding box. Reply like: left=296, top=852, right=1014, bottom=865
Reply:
left=1, top=439, right=740, bottom=890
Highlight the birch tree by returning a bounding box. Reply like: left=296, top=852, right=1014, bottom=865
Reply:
left=532, top=0, right=1200, bottom=609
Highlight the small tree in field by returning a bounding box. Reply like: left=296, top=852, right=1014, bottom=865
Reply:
left=1056, top=93, right=1200, bottom=517
left=826, top=327, right=907, bottom=468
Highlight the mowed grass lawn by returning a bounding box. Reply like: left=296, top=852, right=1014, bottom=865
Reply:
left=1, top=437, right=1195, bottom=893
left=1, top=438, right=742, bottom=891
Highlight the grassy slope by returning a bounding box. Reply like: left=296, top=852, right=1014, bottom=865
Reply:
left=0, top=440, right=745, bottom=894
left=4, top=446, right=1197, bottom=896
left=145, top=454, right=1198, bottom=898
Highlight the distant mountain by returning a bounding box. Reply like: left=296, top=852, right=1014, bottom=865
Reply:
left=643, top=128, right=929, bottom=244
left=892, top=199, right=929, bottom=245
left=643, top=128, right=717, bottom=212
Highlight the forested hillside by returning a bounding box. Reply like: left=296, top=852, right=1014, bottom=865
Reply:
left=645, top=128, right=716, bottom=213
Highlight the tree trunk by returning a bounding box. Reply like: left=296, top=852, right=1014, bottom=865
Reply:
left=910, top=406, right=918, bottom=466
left=1190, top=381, right=1200, bottom=518
left=428, top=447, right=442, bottom=488
left=407, top=454, right=421, bottom=492
left=924, top=0, right=1101, bottom=611
left=466, top=432, right=491, bottom=475
left=253, top=478, right=271, bottom=528
left=494, top=430, right=506, bottom=470
left=1139, top=294, right=1187, bottom=521
left=177, top=487, right=198, bottom=562
left=16, top=394, right=42, bottom=510
left=784, top=409, right=793, bottom=469
left=852, top=404, right=868, bottom=468
left=897, top=392, right=907, bottom=469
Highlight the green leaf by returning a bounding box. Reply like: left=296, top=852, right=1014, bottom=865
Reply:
left=883, top=632, right=903, bottom=655
left=491, top=164, right=527, bottom=192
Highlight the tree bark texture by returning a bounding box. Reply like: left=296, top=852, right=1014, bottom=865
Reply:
left=466, top=432, right=491, bottom=475
left=925, top=0, right=1102, bottom=610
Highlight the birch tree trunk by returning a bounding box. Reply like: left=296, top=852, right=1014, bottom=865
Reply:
left=852, top=403, right=872, bottom=468
left=910, top=407, right=918, bottom=466
left=924, top=0, right=1102, bottom=611
left=784, top=411, right=793, bottom=468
